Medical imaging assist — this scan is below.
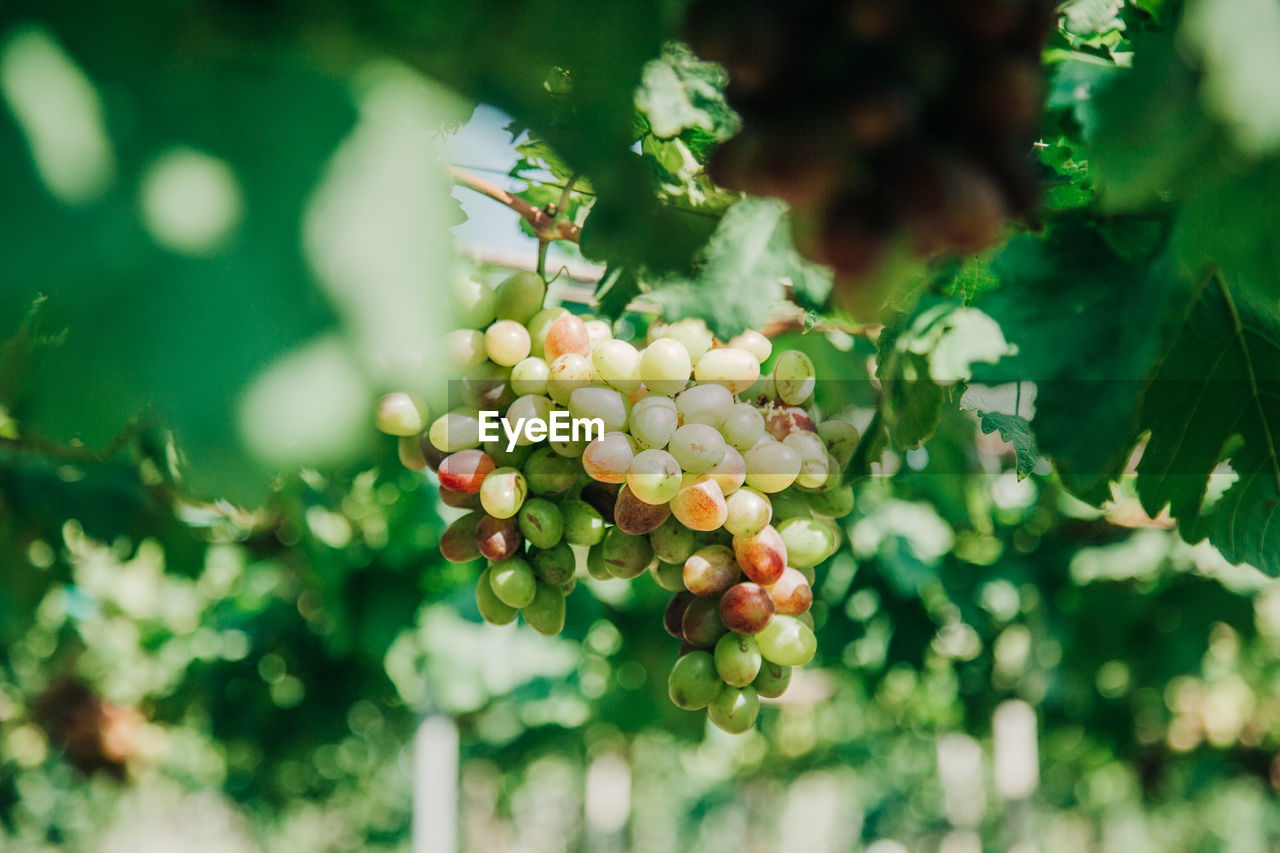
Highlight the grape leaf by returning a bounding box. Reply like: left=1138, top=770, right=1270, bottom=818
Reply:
left=1135, top=277, right=1280, bottom=574
left=974, top=220, right=1189, bottom=503
left=977, top=412, right=1040, bottom=480
left=634, top=42, right=740, bottom=142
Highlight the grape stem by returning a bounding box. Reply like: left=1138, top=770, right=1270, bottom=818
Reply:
left=448, top=166, right=581, bottom=243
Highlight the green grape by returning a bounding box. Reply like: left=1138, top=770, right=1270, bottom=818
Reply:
left=569, top=386, right=629, bottom=433
left=770, top=489, right=813, bottom=521
left=582, top=432, right=637, bottom=484
left=494, top=270, right=546, bottom=323
left=488, top=557, right=537, bottom=609
left=743, top=440, right=802, bottom=493
left=683, top=545, right=739, bottom=597
left=521, top=580, right=566, bottom=635
left=693, top=346, right=760, bottom=394
left=527, top=306, right=569, bottom=358
left=399, top=435, right=428, bottom=471
left=776, top=517, right=836, bottom=568
left=805, top=483, right=854, bottom=517
left=375, top=392, right=427, bottom=437
left=773, top=350, right=816, bottom=405
left=675, top=383, right=733, bottom=428
left=547, top=353, right=594, bottom=405
left=449, top=275, right=497, bottom=328
left=518, top=498, right=564, bottom=549
left=724, top=486, right=772, bottom=538
left=479, top=467, right=528, bottom=519
left=601, top=526, right=654, bottom=579
left=591, top=339, right=642, bottom=394
left=722, top=403, right=765, bottom=451
left=649, top=559, right=685, bottom=592
left=649, top=515, right=698, bottom=564
left=663, top=318, right=714, bottom=366
left=668, top=651, right=722, bottom=710
left=510, top=356, right=550, bottom=396
left=752, top=661, right=792, bottom=699
left=484, top=440, right=533, bottom=470
left=668, top=424, right=727, bottom=474
left=708, top=685, right=759, bottom=734
left=817, top=419, right=860, bottom=468
left=444, top=329, right=487, bottom=373
left=627, top=449, right=683, bottom=504
left=524, top=447, right=578, bottom=496
left=715, top=633, right=763, bottom=687
left=639, top=338, right=692, bottom=396
left=461, top=361, right=514, bottom=411
left=428, top=407, right=483, bottom=453
left=531, top=541, right=576, bottom=586
left=560, top=575, right=577, bottom=595
left=584, top=319, right=613, bottom=346
left=585, top=542, right=611, bottom=580
left=630, top=397, right=678, bottom=449
left=755, top=614, right=816, bottom=666
left=550, top=437, right=588, bottom=458
left=475, top=568, right=518, bottom=625
left=561, top=499, right=606, bottom=546
left=505, top=395, right=554, bottom=446
left=484, top=319, right=532, bottom=366
left=728, top=329, right=772, bottom=364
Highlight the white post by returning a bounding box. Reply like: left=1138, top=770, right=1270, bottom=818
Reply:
left=414, top=713, right=460, bottom=853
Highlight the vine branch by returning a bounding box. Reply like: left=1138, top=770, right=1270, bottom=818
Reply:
left=448, top=166, right=581, bottom=243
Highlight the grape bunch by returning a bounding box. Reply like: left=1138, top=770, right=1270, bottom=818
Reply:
left=377, top=270, right=861, bottom=733
left=684, top=0, right=1056, bottom=279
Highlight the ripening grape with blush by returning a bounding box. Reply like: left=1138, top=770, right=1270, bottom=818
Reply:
left=374, top=269, right=858, bottom=732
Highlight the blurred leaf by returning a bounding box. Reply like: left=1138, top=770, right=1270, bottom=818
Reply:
left=634, top=41, right=739, bottom=142
left=977, top=412, right=1040, bottom=479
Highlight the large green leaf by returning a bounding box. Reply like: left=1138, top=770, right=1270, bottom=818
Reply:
left=1136, top=277, right=1280, bottom=574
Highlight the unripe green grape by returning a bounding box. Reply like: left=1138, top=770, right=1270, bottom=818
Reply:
left=650, top=559, right=686, bottom=592
left=560, top=575, right=577, bottom=595
left=531, top=541, right=576, bottom=586
left=376, top=392, right=428, bottom=436
left=601, top=526, right=654, bottom=579
left=664, top=318, right=714, bottom=365
left=399, top=434, right=428, bottom=471
left=485, top=320, right=532, bottom=366
left=715, top=633, right=763, bottom=687
left=518, top=498, right=564, bottom=549
left=505, top=395, right=555, bottom=446
left=521, top=580, right=566, bottom=635
left=755, top=614, right=816, bottom=666
left=783, top=430, right=827, bottom=464
left=489, top=557, right=537, bottom=608
left=694, top=347, right=761, bottom=394
left=584, top=319, right=613, bottom=346
left=668, top=424, right=727, bottom=474
left=569, top=386, right=629, bottom=433
left=630, top=397, right=679, bottom=449
left=592, top=339, right=642, bottom=394
left=795, top=453, right=832, bottom=490
left=724, top=486, right=772, bottom=538
left=494, top=270, right=546, bottom=323
left=682, top=596, right=728, bottom=647
left=805, top=483, right=854, bottom=517
left=773, top=350, right=816, bottom=405
left=639, top=338, right=692, bottom=395
left=483, top=440, right=533, bottom=470
left=440, top=512, right=483, bottom=563
left=582, top=432, right=637, bottom=484
left=649, top=515, right=698, bottom=564
left=675, top=383, right=733, bottom=428
left=479, top=467, right=527, bottom=519
left=510, top=357, right=550, bottom=396
left=561, top=499, right=605, bottom=546
left=585, top=542, right=611, bottom=580
left=770, top=490, right=814, bottom=521
left=527, top=306, right=569, bottom=358
left=708, top=685, right=759, bottom=734
left=752, top=661, right=791, bottom=698
left=460, top=362, right=514, bottom=411
left=741, top=372, right=779, bottom=404
left=817, top=419, right=860, bottom=468
left=776, top=517, right=836, bottom=568
left=547, top=353, right=594, bottom=405
left=668, top=650, right=721, bottom=710
left=743, top=440, right=802, bottom=493
left=449, top=275, right=497, bottom=328
left=444, top=329, right=487, bottom=372
left=476, top=568, right=518, bottom=625
left=428, top=407, right=483, bottom=453
left=524, top=447, right=578, bottom=496
left=627, top=449, right=683, bottom=504
left=728, top=329, right=772, bottom=364
left=722, top=403, right=766, bottom=451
